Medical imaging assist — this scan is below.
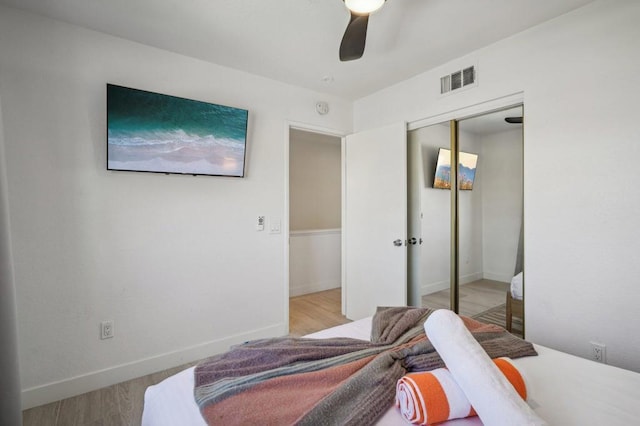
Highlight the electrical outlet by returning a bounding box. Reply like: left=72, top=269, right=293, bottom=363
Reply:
left=101, top=320, right=114, bottom=340
left=590, top=341, right=606, bottom=363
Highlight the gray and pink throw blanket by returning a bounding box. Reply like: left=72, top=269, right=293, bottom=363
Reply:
left=194, top=307, right=537, bottom=425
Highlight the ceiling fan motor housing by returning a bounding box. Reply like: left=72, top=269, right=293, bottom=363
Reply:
left=344, top=0, right=386, bottom=15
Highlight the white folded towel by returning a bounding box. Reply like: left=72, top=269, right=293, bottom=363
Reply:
left=424, top=309, right=546, bottom=426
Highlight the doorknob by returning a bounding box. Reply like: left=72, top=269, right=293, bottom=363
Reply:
left=408, top=237, right=417, bottom=245
left=393, top=239, right=403, bottom=247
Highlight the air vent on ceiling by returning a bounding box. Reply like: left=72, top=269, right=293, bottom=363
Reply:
left=440, top=66, right=476, bottom=94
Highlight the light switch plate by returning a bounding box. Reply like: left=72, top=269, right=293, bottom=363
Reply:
left=269, top=218, right=281, bottom=234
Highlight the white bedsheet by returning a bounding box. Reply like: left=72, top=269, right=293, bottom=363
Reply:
left=142, top=318, right=640, bottom=425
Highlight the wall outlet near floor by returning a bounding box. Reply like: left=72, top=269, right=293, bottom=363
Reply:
left=101, top=320, right=114, bottom=340
left=590, top=341, right=606, bottom=363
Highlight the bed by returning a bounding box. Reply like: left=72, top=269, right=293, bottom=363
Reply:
left=142, top=314, right=640, bottom=425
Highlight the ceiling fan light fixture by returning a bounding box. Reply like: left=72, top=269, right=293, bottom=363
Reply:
left=344, top=0, right=385, bottom=15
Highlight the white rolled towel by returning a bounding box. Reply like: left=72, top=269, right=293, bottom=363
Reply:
left=424, top=309, right=546, bottom=426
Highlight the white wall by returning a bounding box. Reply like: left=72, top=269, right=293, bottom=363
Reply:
left=0, top=6, right=352, bottom=408
left=458, top=132, right=484, bottom=286
left=480, top=128, right=523, bottom=282
left=289, top=129, right=341, bottom=231
left=0, top=92, right=23, bottom=424
left=289, top=229, right=341, bottom=297
left=355, top=0, right=640, bottom=372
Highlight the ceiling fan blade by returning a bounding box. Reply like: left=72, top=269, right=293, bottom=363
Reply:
left=339, top=12, right=369, bottom=61
left=505, top=117, right=523, bottom=124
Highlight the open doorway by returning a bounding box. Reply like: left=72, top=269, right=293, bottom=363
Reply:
left=288, top=128, right=349, bottom=336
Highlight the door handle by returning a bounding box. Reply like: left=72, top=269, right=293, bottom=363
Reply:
left=393, top=239, right=403, bottom=247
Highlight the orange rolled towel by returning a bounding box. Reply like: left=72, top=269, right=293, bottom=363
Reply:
left=395, top=357, right=527, bottom=425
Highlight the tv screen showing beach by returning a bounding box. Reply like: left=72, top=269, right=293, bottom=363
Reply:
left=433, top=148, right=478, bottom=190
left=107, top=84, right=248, bottom=177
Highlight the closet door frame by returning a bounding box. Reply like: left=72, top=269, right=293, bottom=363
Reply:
left=408, top=93, right=524, bottom=314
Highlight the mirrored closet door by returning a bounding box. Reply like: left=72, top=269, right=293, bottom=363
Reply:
left=407, top=121, right=451, bottom=309
left=409, top=106, right=525, bottom=336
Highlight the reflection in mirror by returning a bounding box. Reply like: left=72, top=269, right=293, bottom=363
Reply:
left=458, top=106, right=524, bottom=336
left=407, top=122, right=451, bottom=307
left=409, top=106, right=524, bottom=337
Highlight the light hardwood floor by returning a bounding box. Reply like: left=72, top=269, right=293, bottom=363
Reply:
left=289, top=288, right=351, bottom=336
left=21, top=359, right=201, bottom=426
left=422, top=278, right=509, bottom=317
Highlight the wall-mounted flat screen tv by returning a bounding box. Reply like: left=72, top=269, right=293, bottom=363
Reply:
left=107, top=84, right=248, bottom=177
left=433, top=148, right=478, bottom=190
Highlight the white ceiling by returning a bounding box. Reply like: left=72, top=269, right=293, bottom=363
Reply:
left=0, top=0, right=594, bottom=100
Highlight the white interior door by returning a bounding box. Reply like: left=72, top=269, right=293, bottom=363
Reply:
left=344, top=122, right=407, bottom=320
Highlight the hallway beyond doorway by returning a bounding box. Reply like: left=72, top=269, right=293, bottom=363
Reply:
left=289, top=289, right=349, bottom=336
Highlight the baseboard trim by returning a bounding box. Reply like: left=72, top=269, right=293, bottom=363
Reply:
left=21, top=323, right=284, bottom=410
left=483, top=271, right=512, bottom=283
left=420, top=272, right=484, bottom=296
left=421, top=280, right=449, bottom=295
left=290, top=281, right=340, bottom=297
left=460, top=272, right=483, bottom=285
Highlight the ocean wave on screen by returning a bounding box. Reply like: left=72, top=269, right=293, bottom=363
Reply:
left=108, top=129, right=244, bottom=150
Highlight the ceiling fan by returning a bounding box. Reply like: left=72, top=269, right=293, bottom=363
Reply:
left=339, top=0, right=386, bottom=61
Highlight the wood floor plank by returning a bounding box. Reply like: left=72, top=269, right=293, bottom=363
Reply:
left=100, top=384, right=120, bottom=422
left=289, top=288, right=350, bottom=336
left=57, top=392, right=92, bottom=426
left=117, top=375, right=155, bottom=426
left=422, top=279, right=510, bottom=317
left=89, top=413, right=125, bottom=426
left=22, top=401, right=59, bottom=426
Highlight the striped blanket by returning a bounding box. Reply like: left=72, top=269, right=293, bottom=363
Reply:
left=194, top=307, right=537, bottom=425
